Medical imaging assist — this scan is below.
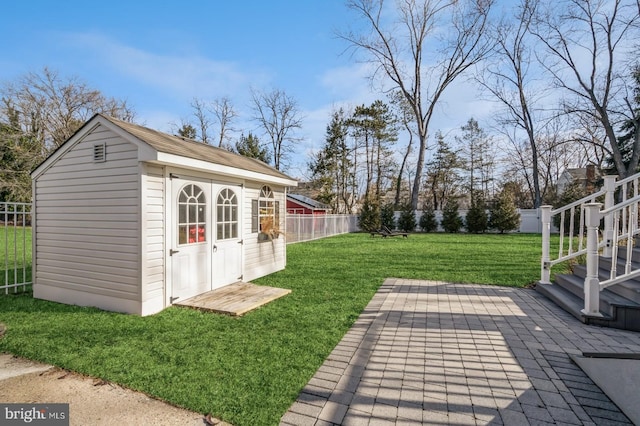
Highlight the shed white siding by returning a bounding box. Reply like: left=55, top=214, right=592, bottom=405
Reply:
left=242, top=182, right=287, bottom=282
left=33, top=124, right=142, bottom=313
left=140, top=164, right=165, bottom=315
left=32, top=114, right=297, bottom=315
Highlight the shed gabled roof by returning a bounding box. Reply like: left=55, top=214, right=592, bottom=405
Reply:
left=33, top=114, right=298, bottom=186
left=100, top=114, right=295, bottom=183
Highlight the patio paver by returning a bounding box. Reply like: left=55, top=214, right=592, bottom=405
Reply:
left=281, top=278, right=640, bottom=425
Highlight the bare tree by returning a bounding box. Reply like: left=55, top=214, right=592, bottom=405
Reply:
left=569, top=112, right=611, bottom=170
left=185, top=96, right=237, bottom=147
left=389, top=91, right=416, bottom=207
left=341, top=0, right=494, bottom=209
left=478, top=0, right=545, bottom=207
left=2, top=67, right=135, bottom=149
left=250, top=88, right=303, bottom=171
left=532, top=0, right=640, bottom=178
left=211, top=96, right=237, bottom=148
left=190, top=98, right=212, bottom=144
left=0, top=67, right=135, bottom=201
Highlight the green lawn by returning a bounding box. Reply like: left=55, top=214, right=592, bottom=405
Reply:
left=0, top=233, right=554, bottom=426
left=0, top=226, right=32, bottom=289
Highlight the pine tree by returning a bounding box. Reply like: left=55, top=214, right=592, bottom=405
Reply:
left=490, top=189, right=521, bottom=233
left=457, top=118, right=495, bottom=204
left=358, top=197, right=381, bottom=232
left=441, top=201, right=463, bottom=233
left=465, top=199, right=488, bottom=233
left=176, top=123, right=197, bottom=140
left=235, top=132, right=271, bottom=163
left=425, top=132, right=463, bottom=210
left=380, top=203, right=396, bottom=230
left=309, top=109, right=355, bottom=213
left=418, top=207, right=438, bottom=232
left=397, top=203, right=417, bottom=232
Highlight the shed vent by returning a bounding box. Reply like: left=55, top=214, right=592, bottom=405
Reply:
left=93, top=143, right=106, bottom=163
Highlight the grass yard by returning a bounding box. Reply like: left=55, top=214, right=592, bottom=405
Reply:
left=0, top=233, right=556, bottom=425
left=0, top=226, right=32, bottom=289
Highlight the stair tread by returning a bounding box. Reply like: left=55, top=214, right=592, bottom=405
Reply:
left=574, top=263, right=640, bottom=282
left=536, top=282, right=587, bottom=321
left=554, top=273, right=640, bottom=307
left=599, top=256, right=640, bottom=271
left=571, top=263, right=640, bottom=301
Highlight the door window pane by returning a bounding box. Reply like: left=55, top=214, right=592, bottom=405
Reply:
left=216, top=188, right=238, bottom=240
left=178, top=184, right=206, bottom=245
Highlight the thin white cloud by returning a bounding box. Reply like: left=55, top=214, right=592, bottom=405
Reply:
left=61, top=32, right=269, bottom=102
left=319, top=62, right=378, bottom=103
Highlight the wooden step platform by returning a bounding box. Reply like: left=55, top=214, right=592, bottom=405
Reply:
left=174, top=282, right=291, bottom=316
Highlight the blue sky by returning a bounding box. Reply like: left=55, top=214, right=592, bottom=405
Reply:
left=1, top=1, right=490, bottom=178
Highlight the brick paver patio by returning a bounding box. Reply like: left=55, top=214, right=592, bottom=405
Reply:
left=281, top=278, right=640, bottom=425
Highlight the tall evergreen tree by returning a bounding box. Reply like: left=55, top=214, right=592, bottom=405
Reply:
left=176, top=123, right=197, bottom=140
left=358, top=197, right=381, bottom=232
left=380, top=203, right=396, bottom=230
left=457, top=118, right=495, bottom=205
left=425, top=131, right=463, bottom=210
left=234, top=132, right=271, bottom=163
left=490, top=187, right=521, bottom=233
left=441, top=201, right=464, bottom=233
left=397, top=203, right=417, bottom=232
left=419, top=207, right=438, bottom=233
left=465, top=198, right=489, bottom=234
left=349, top=100, right=397, bottom=202
left=309, top=108, right=356, bottom=213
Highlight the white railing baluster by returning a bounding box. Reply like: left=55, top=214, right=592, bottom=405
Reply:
left=541, top=206, right=552, bottom=284
left=610, top=211, right=620, bottom=281
left=603, top=176, right=616, bottom=258
left=583, top=203, right=603, bottom=316
left=559, top=211, right=566, bottom=258
left=541, top=172, right=640, bottom=303
left=625, top=204, right=634, bottom=275
left=570, top=208, right=577, bottom=253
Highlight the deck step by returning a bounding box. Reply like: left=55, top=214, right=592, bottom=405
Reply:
left=555, top=273, right=640, bottom=316
left=538, top=279, right=640, bottom=331
left=572, top=263, right=640, bottom=304
left=535, top=282, right=588, bottom=322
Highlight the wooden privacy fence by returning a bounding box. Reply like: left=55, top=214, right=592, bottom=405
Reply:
left=1, top=202, right=32, bottom=293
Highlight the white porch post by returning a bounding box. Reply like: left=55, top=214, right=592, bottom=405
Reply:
left=540, top=206, right=552, bottom=284
left=602, top=176, right=617, bottom=258
left=582, top=203, right=603, bottom=317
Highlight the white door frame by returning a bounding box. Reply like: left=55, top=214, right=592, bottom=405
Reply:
left=168, top=174, right=212, bottom=303
left=211, top=181, right=244, bottom=288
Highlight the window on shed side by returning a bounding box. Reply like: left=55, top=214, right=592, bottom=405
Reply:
left=258, top=185, right=276, bottom=233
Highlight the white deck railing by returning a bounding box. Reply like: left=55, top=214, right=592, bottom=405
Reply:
left=1, top=202, right=32, bottom=293
left=541, top=172, right=640, bottom=315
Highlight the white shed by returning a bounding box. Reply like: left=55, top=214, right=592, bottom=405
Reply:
left=31, top=114, right=298, bottom=315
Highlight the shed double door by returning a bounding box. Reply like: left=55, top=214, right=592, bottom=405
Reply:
left=170, top=177, right=243, bottom=303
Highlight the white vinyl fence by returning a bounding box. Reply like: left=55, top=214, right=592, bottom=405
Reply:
left=286, top=214, right=359, bottom=244
left=1, top=202, right=32, bottom=293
